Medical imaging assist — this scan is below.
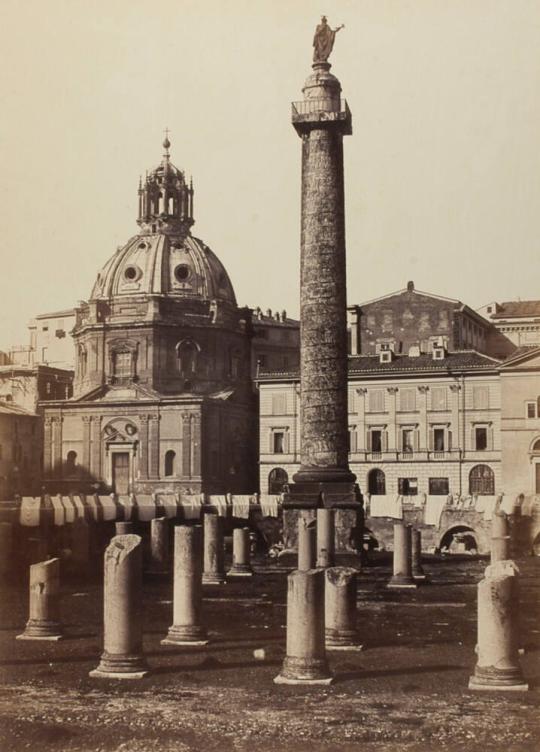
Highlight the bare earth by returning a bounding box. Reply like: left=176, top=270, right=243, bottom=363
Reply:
left=0, top=554, right=539, bottom=752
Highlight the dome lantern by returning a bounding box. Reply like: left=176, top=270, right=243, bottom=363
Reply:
left=137, top=134, right=194, bottom=236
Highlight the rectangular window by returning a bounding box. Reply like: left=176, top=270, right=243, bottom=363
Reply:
left=475, top=427, right=488, bottom=451
left=429, top=477, right=449, bottom=495
left=526, top=402, right=537, bottom=419
left=473, top=386, right=489, bottom=409
left=273, top=432, right=285, bottom=454
left=402, top=429, right=414, bottom=454
left=114, top=351, right=132, bottom=378
left=433, top=428, right=445, bottom=452
left=400, top=388, right=416, bottom=412
left=398, top=477, right=418, bottom=495
left=371, top=429, right=382, bottom=453
left=272, top=394, right=286, bottom=415
left=368, top=389, right=385, bottom=412
left=431, top=387, right=447, bottom=410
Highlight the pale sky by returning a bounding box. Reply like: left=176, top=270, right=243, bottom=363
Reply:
left=1, top=0, right=539, bottom=347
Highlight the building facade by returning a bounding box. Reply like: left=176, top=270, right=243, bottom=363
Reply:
left=477, top=300, right=540, bottom=358
left=259, top=347, right=503, bottom=499
left=0, top=402, right=41, bottom=499
left=41, top=139, right=257, bottom=496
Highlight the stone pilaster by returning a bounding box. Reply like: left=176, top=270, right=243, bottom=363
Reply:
left=386, top=387, right=398, bottom=451
left=139, top=415, right=149, bottom=480
left=82, top=416, right=91, bottom=473
left=191, top=413, right=201, bottom=478
left=90, top=416, right=101, bottom=478
left=43, top=417, right=53, bottom=478
left=182, top=411, right=192, bottom=478
left=418, top=386, right=429, bottom=451
left=52, top=417, right=63, bottom=476
left=450, top=384, right=460, bottom=454
left=356, top=388, right=367, bottom=452
left=148, top=414, right=160, bottom=479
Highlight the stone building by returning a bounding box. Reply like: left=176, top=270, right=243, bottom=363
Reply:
left=0, top=401, right=41, bottom=499
left=41, top=139, right=257, bottom=496
left=500, top=346, right=540, bottom=497
left=348, top=282, right=492, bottom=357
left=477, top=299, right=540, bottom=358
left=258, top=345, right=503, bottom=498
left=9, top=308, right=77, bottom=370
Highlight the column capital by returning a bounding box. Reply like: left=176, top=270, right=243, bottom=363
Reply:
left=449, top=384, right=461, bottom=393
left=418, top=386, right=430, bottom=394
left=356, top=387, right=367, bottom=396
left=387, top=387, right=398, bottom=395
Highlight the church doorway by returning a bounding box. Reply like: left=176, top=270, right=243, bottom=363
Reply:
left=112, top=452, right=130, bottom=494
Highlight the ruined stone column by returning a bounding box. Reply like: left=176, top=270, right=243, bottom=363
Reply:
left=325, top=566, right=362, bottom=650
left=492, top=512, right=509, bottom=539
left=274, top=569, right=333, bottom=685
left=491, top=536, right=511, bottom=564
left=411, top=528, right=427, bottom=581
left=115, top=521, right=134, bottom=536
left=17, top=558, right=63, bottom=640
left=316, top=508, right=335, bottom=567
left=90, top=535, right=148, bottom=679
left=148, top=517, right=169, bottom=574
left=283, top=53, right=360, bottom=556
left=162, top=525, right=208, bottom=645
left=0, top=522, right=13, bottom=577
left=202, top=513, right=226, bottom=584
left=387, top=523, right=417, bottom=589
left=227, top=528, right=253, bottom=577
left=469, top=571, right=528, bottom=691
left=297, top=518, right=316, bottom=571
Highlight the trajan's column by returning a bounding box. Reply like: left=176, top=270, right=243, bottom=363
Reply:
left=283, top=18, right=362, bottom=558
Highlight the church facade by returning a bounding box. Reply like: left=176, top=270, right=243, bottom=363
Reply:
left=42, top=139, right=257, bottom=496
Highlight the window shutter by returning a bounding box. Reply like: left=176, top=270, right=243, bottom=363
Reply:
left=382, top=430, right=388, bottom=451
left=489, top=427, right=494, bottom=451
left=470, top=428, right=475, bottom=451
left=350, top=430, right=357, bottom=453
left=428, top=429, right=434, bottom=450
left=448, top=430, right=452, bottom=450
left=269, top=432, right=274, bottom=453
left=414, top=430, right=420, bottom=450
left=285, top=431, right=290, bottom=454
left=366, top=430, right=372, bottom=451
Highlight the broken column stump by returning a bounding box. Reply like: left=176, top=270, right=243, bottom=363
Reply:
left=387, top=523, right=417, bottom=589
left=227, top=527, right=253, bottom=577
left=148, top=517, right=170, bottom=575
left=325, top=566, right=362, bottom=651
left=90, top=534, right=148, bottom=679
left=202, top=513, right=226, bottom=585
left=316, top=508, right=335, bottom=568
left=297, top=517, right=317, bottom=571
left=17, top=557, right=63, bottom=640
left=469, top=564, right=528, bottom=691
left=162, top=525, right=208, bottom=646
left=411, top=528, right=427, bottom=581
left=274, top=569, right=333, bottom=685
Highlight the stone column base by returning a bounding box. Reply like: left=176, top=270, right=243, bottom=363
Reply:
left=227, top=565, right=253, bottom=577
left=16, top=619, right=63, bottom=641
left=202, top=572, right=226, bottom=585
left=387, top=575, right=417, bottom=589
left=468, top=665, right=528, bottom=692
left=274, top=655, right=333, bottom=685
left=90, top=651, right=149, bottom=679
left=325, top=628, right=363, bottom=651
left=161, top=625, right=208, bottom=646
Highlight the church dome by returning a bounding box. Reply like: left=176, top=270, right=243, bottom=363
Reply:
left=90, top=232, right=237, bottom=305
left=89, top=137, right=237, bottom=306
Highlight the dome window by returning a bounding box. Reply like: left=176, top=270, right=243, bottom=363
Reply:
left=138, top=242, right=147, bottom=249
left=124, top=265, right=142, bottom=282
left=174, top=264, right=191, bottom=282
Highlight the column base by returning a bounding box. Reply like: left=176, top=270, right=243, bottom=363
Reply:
left=90, top=651, right=149, bottom=679
left=227, top=566, right=253, bottom=577
left=16, top=620, right=63, bottom=640
left=325, top=629, right=363, bottom=651
left=274, top=655, right=333, bottom=684
left=387, top=575, right=417, bottom=589
left=202, top=573, right=227, bottom=585
left=468, top=665, right=528, bottom=691
left=161, top=625, right=208, bottom=646
left=413, top=572, right=428, bottom=581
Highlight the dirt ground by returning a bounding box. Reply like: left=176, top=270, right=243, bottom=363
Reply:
left=0, top=553, right=539, bottom=752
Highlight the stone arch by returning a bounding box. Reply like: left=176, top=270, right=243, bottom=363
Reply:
left=164, top=449, right=176, bottom=477
left=439, top=524, right=479, bottom=554
left=528, top=436, right=540, bottom=454
left=368, top=468, right=386, bottom=495
left=176, top=339, right=200, bottom=376
left=268, top=467, right=288, bottom=494
left=469, top=464, right=495, bottom=495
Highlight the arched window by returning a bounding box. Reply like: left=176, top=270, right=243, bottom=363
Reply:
left=177, top=340, right=199, bottom=376
left=164, top=450, right=176, bottom=477
left=469, top=464, right=495, bottom=495
left=65, top=450, right=77, bottom=476
left=532, top=438, right=540, bottom=453
left=368, top=468, right=386, bottom=495
left=268, top=467, right=288, bottom=494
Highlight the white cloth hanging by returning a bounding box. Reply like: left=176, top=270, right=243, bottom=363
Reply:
left=71, top=494, right=86, bottom=519
left=134, top=494, right=156, bottom=521
left=232, top=494, right=252, bottom=519
left=181, top=494, right=203, bottom=520
left=99, top=495, right=118, bottom=521
left=19, top=497, right=41, bottom=527
left=424, top=496, right=447, bottom=527
left=259, top=494, right=280, bottom=517
left=61, top=496, right=76, bottom=523
left=368, top=495, right=396, bottom=518
left=159, top=494, right=179, bottom=519
left=51, top=495, right=65, bottom=526
left=208, top=494, right=229, bottom=516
